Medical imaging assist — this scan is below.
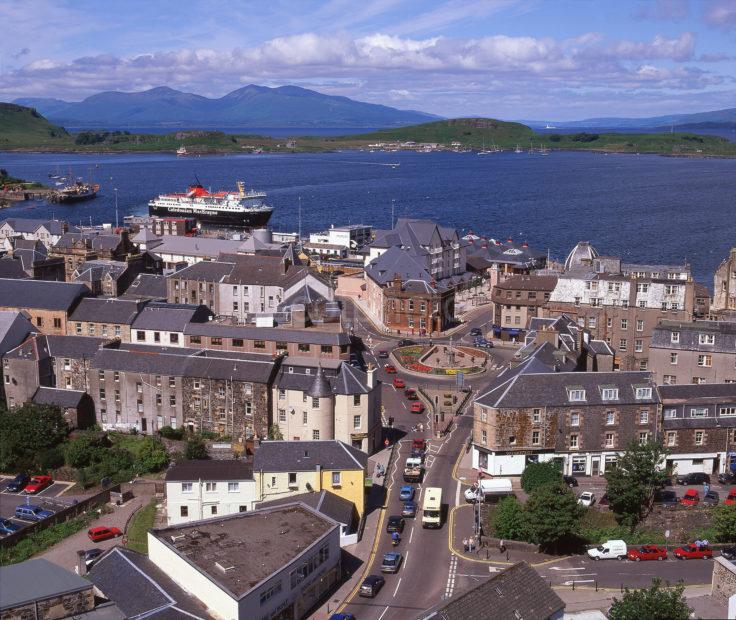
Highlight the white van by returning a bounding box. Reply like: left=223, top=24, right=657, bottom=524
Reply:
left=587, top=539, right=627, bottom=561
left=464, top=478, right=514, bottom=502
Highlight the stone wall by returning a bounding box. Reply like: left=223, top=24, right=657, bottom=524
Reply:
left=1, top=588, right=94, bottom=620
left=712, top=557, right=736, bottom=605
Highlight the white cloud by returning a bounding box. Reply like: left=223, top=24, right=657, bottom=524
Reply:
left=702, top=1, right=736, bottom=31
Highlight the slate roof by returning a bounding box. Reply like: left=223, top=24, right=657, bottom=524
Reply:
left=73, top=260, right=128, bottom=282
left=306, top=365, right=333, bottom=398
left=651, top=320, right=736, bottom=354
left=0, top=277, right=90, bottom=311
left=120, top=274, right=168, bottom=300
left=371, top=218, right=458, bottom=249
left=4, top=334, right=100, bottom=362
left=365, top=245, right=432, bottom=286
left=227, top=254, right=310, bottom=287
left=279, top=284, right=329, bottom=309
left=0, top=218, right=68, bottom=236
left=132, top=303, right=212, bottom=332
left=658, top=383, right=736, bottom=402
left=70, top=298, right=145, bottom=324
left=0, top=558, right=91, bottom=610
left=184, top=321, right=350, bottom=345
left=275, top=360, right=372, bottom=395
left=131, top=229, right=162, bottom=243
left=465, top=238, right=546, bottom=269
left=476, top=369, right=657, bottom=409
left=417, top=562, right=564, bottom=620
left=0, top=311, right=34, bottom=357
left=88, top=547, right=209, bottom=619
left=54, top=231, right=123, bottom=252
left=32, top=387, right=86, bottom=408
left=0, top=257, right=30, bottom=279
left=13, top=248, right=54, bottom=271
left=165, top=459, right=253, bottom=482
left=254, top=440, right=367, bottom=472
left=257, top=491, right=356, bottom=528
left=153, top=236, right=244, bottom=258
left=494, top=274, right=558, bottom=291
left=169, top=260, right=234, bottom=282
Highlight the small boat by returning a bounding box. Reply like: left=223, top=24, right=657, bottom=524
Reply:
left=545, top=123, right=556, bottom=129
left=539, top=144, right=550, bottom=156
left=176, top=145, right=188, bottom=156
left=514, top=144, right=523, bottom=153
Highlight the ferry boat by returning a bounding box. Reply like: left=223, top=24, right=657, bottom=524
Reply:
left=148, top=180, right=273, bottom=229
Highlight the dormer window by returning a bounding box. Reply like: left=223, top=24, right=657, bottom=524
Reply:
left=568, top=388, right=586, bottom=402
left=698, top=334, right=715, bottom=345
left=635, top=387, right=652, bottom=400
left=671, top=332, right=680, bottom=343
left=601, top=388, right=619, bottom=401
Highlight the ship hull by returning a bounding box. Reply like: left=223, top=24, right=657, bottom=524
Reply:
left=148, top=204, right=273, bottom=229
left=54, top=191, right=98, bottom=203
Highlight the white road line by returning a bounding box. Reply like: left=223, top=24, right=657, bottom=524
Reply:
left=409, top=526, right=414, bottom=544
left=393, top=577, right=403, bottom=597
left=563, top=579, right=595, bottom=586
left=550, top=567, right=587, bottom=571
left=378, top=606, right=390, bottom=620
left=455, top=480, right=460, bottom=506
left=404, top=550, right=410, bottom=570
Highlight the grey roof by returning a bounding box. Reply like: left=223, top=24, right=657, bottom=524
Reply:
left=32, top=387, right=86, bottom=408
left=275, top=360, right=371, bottom=395
left=564, top=241, right=599, bottom=272
left=279, top=284, right=329, bottom=309
left=70, top=298, right=146, bottom=324
left=0, top=277, right=90, bottom=311
left=417, top=562, right=565, bottom=620
left=13, top=248, right=54, bottom=271
left=254, top=440, right=367, bottom=472
left=659, top=383, right=736, bottom=402
left=371, top=218, right=458, bottom=249
left=168, top=260, right=234, bottom=282
left=4, top=335, right=106, bottom=361
left=227, top=254, right=311, bottom=287
left=54, top=231, right=124, bottom=252
left=306, top=365, right=333, bottom=398
left=73, top=259, right=128, bottom=282
left=0, top=257, right=30, bottom=279
left=88, top=547, right=208, bottom=619
left=586, top=339, right=614, bottom=356
left=0, top=218, right=67, bottom=236
left=132, top=303, right=212, bottom=331
left=0, top=311, right=34, bottom=357
left=0, top=558, right=91, bottom=610
left=494, top=274, right=558, bottom=291
left=120, top=273, right=168, bottom=300
left=651, top=320, right=736, bottom=354
left=153, top=236, right=244, bottom=258
left=132, top=229, right=162, bottom=243
left=465, top=238, right=546, bottom=269
left=257, top=491, right=356, bottom=528
left=365, top=245, right=432, bottom=286
left=476, top=369, right=658, bottom=409
left=184, top=321, right=350, bottom=345
left=165, top=459, right=253, bottom=482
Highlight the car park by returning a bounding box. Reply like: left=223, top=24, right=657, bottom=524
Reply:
left=627, top=545, right=667, bottom=561
left=0, top=518, right=22, bottom=535
left=386, top=515, right=405, bottom=533
left=87, top=526, right=123, bottom=542
left=563, top=476, right=578, bottom=488
left=703, top=490, right=720, bottom=506
left=725, top=488, right=736, bottom=505
left=653, top=489, right=678, bottom=508
left=410, top=402, right=425, bottom=414
left=674, top=543, right=713, bottom=560
left=384, top=364, right=397, bottom=374
left=6, top=474, right=30, bottom=493
left=393, top=377, right=406, bottom=389
left=405, top=388, right=419, bottom=400
left=83, top=548, right=104, bottom=569
left=680, top=489, right=700, bottom=507
left=378, top=350, right=389, bottom=359
left=402, top=501, right=417, bottom=518
left=23, top=475, right=53, bottom=494
left=721, top=546, right=736, bottom=561
left=578, top=492, right=595, bottom=507
left=399, top=485, right=414, bottom=501
left=587, top=539, right=627, bottom=561
left=381, top=551, right=403, bottom=573
left=359, top=575, right=385, bottom=598
left=15, top=505, right=55, bottom=522
left=676, top=472, right=710, bottom=485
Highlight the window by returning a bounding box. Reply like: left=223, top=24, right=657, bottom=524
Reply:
left=638, top=432, right=649, bottom=445
left=278, top=409, right=286, bottom=423
left=606, top=411, right=615, bottom=425
left=205, top=482, right=216, bottom=492
left=695, top=431, right=704, bottom=446
left=532, top=408, right=541, bottom=423
left=88, top=324, right=96, bottom=336
left=210, top=505, right=217, bottom=515
left=169, top=376, right=176, bottom=388
left=670, top=353, right=678, bottom=365
left=332, top=471, right=341, bottom=487
left=568, top=388, right=586, bottom=402
left=588, top=317, right=596, bottom=329
left=99, top=387, right=106, bottom=400
left=298, top=343, right=310, bottom=352
left=288, top=472, right=298, bottom=487
left=508, top=435, right=516, bottom=445
left=114, top=325, right=121, bottom=337
left=353, top=415, right=361, bottom=429
left=65, top=376, right=72, bottom=388
left=481, top=430, right=487, bottom=445
left=663, top=375, right=677, bottom=384
left=321, top=345, right=333, bottom=354
left=190, top=336, right=201, bottom=344
left=312, top=397, right=319, bottom=408
left=601, top=388, right=618, bottom=401
left=699, top=334, right=715, bottom=345
left=720, top=407, right=736, bottom=417
left=97, top=369, right=105, bottom=381
left=639, top=410, right=649, bottom=424
left=276, top=341, right=288, bottom=351
left=480, top=409, right=487, bottom=422
left=636, top=319, right=644, bottom=332
left=532, top=431, right=540, bottom=445
left=570, top=412, right=580, bottom=426
left=75, top=322, right=82, bottom=334
left=635, top=387, right=652, bottom=399
left=313, top=430, right=320, bottom=440
left=170, top=395, right=176, bottom=407
left=228, top=482, right=239, bottom=492
left=181, top=483, right=193, bottom=493
left=259, top=582, right=283, bottom=607
left=698, top=354, right=712, bottom=367
left=232, top=302, right=239, bottom=312
left=35, top=316, right=43, bottom=327
left=170, top=333, right=179, bottom=344
left=619, top=338, right=627, bottom=351
left=693, top=377, right=707, bottom=384
left=303, top=411, right=308, bottom=425
left=667, top=431, right=677, bottom=447
left=569, top=434, right=579, bottom=449
left=690, top=407, right=708, bottom=418
left=671, top=331, right=680, bottom=343
left=634, top=339, right=643, bottom=352
left=180, top=506, right=188, bottom=517
left=663, top=408, right=677, bottom=419
left=278, top=388, right=286, bottom=401
left=232, top=338, right=243, bottom=348
left=620, top=319, right=628, bottom=329
left=605, top=433, right=614, bottom=448
left=156, top=393, right=162, bottom=406
left=636, top=283, right=649, bottom=293
left=353, top=394, right=361, bottom=406
left=136, top=382, right=143, bottom=393
left=607, top=318, right=613, bottom=328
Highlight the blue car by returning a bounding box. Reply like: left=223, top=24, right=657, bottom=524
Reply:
left=0, top=518, right=22, bottom=535
left=14, top=505, right=55, bottom=522
left=402, top=501, right=417, bottom=518
left=399, top=485, right=414, bottom=501
left=6, top=474, right=30, bottom=493
left=329, top=615, right=356, bottom=620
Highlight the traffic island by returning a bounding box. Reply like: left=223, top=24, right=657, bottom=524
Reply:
left=393, top=343, right=490, bottom=376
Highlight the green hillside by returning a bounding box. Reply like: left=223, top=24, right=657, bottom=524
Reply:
left=0, top=103, right=69, bottom=148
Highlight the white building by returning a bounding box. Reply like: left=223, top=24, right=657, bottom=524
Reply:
left=165, top=460, right=257, bottom=525
left=308, top=224, right=372, bottom=250
left=0, top=218, right=71, bottom=251
left=130, top=303, right=212, bottom=348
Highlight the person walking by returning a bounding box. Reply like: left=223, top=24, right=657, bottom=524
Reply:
left=704, top=481, right=710, bottom=496
left=463, top=538, right=469, bottom=552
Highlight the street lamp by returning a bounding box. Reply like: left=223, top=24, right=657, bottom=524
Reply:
left=114, top=188, right=119, bottom=229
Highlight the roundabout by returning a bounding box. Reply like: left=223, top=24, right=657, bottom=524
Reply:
left=392, top=341, right=490, bottom=377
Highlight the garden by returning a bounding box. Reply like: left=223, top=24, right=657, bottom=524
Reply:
left=393, top=344, right=489, bottom=376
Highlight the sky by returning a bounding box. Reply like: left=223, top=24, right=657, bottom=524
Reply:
left=0, top=0, right=735, bottom=120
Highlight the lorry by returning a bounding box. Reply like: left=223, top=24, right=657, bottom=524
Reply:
left=464, top=478, right=514, bottom=503
left=403, top=457, right=424, bottom=483
left=587, top=539, right=628, bottom=561
left=421, top=487, right=443, bottom=529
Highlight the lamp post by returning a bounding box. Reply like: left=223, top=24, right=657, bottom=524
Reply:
left=114, top=188, right=119, bottom=229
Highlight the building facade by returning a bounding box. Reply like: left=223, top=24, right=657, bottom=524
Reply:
left=491, top=274, right=557, bottom=336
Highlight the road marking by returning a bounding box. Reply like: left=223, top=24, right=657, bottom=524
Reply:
left=455, top=480, right=460, bottom=506
left=550, top=567, right=587, bottom=571
left=404, top=550, right=410, bottom=570
left=563, top=579, right=595, bottom=586
left=409, top=526, right=414, bottom=544
left=378, top=606, right=390, bottom=620
left=393, top=577, right=402, bottom=597
left=488, top=566, right=501, bottom=573
left=445, top=554, right=458, bottom=598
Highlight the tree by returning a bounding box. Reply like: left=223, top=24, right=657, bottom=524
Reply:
left=520, top=461, right=562, bottom=493
left=185, top=436, right=208, bottom=460
left=604, top=441, right=669, bottom=527
left=268, top=424, right=284, bottom=440
left=609, top=579, right=691, bottom=620
left=0, top=404, right=68, bottom=472
left=492, top=497, right=527, bottom=541
left=64, top=435, right=97, bottom=468
left=136, top=437, right=169, bottom=473
left=713, top=504, right=736, bottom=542
left=524, top=483, right=584, bottom=551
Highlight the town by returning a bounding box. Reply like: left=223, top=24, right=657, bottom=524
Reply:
left=0, top=211, right=734, bottom=620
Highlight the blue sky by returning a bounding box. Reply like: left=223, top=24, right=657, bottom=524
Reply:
left=1, top=0, right=735, bottom=120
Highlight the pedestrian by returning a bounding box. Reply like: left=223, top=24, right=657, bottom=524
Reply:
left=704, top=482, right=710, bottom=496
left=703, top=538, right=710, bottom=548
left=499, top=539, right=506, bottom=554
left=463, top=538, right=469, bottom=552
left=468, top=537, right=474, bottom=552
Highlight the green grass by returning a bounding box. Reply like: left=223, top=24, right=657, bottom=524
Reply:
left=0, top=103, right=69, bottom=149
left=126, top=498, right=157, bottom=554
left=108, top=431, right=146, bottom=457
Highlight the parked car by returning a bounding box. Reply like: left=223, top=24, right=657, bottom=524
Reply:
left=330, top=614, right=356, bottom=620
left=399, top=485, right=414, bottom=501
left=588, top=539, right=627, bottom=561
left=405, top=388, right=419, bottom=400
left=359, top=575, right=385, bottom=598
left=718, top=471, right=735, bottom=484
left=381, top=551, right=403, bottom=573
left=676, top=472, right=710, bottom=486
left=578, top=492, right=595, bottom=507
left=563, top=475, right=578, bottom=488
left=627, top=545, right=667, bottom=561
left=674, top=543, right=713, bottom=560
left=384, top=364, right=397, bottom=374
left=393, top=377, right=406, bottom=389
left=397, top=339, right=416, bottom=347
left=410, top=402, right=425, bottom=414
left=599, top=493, right=610, bottom=507
left=386, top=515, right=405, bottom=533
left=680, top=489, right=700, bottom=507
left=412, top=439, right=427, bottom=453
left=23, top=475, right=53, bottom=494
left=5, top=474, right=29, bottom=493
left=87, top=526, right=123, bottom=543
left=725, top=488, right=736, bottom=505
left=410, top=449, right=425, bottom=462
left=402, top=501, right=417, bottom=518
left=469, top=327, right=482, bottom=336
left=653, top=489, right=679, bottom=508
left=0, top=518, right=22, bottom=535
left=378, top=350, right=390, bottom=359
left=15, top=505, right=54, bottom=522
left=703, top=490, right=720, bottom=506
left=721, top=546, right=736, bottom=561
left=83, top=548, right=104, bottom=569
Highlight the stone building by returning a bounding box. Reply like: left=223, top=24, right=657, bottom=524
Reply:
left=650, top=320, right=736, bottom=385
left=130, top=302, right=212, bottom=347
left=0, top=310, right=35, bottom=403
left=72, top=256, right=149, bottom=297
left=713, top=247, right=736, bottom=315
left=472, top=363, right=659, bottom=477
left=4, top=239, right=66, bottom=281
left=491, top=274, right=558, bottom=337
left=50, top=229, right=139, bottom=280
left=67, top=297, right=147, bottom=341
left=542, top=242, right=695, bottom=371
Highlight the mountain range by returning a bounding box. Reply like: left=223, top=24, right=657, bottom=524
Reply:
left=12, top=85, right=440, bottom=129
left=522, top=107, right=736, bottom=129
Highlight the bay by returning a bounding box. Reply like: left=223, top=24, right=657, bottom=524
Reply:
left=1, top=149, right=734, bottom=286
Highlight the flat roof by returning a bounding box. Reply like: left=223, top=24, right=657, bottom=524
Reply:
left=151, top=504, right=336, bottom=599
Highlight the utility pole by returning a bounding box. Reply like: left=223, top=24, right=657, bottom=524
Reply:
left=391, top=198, right=395, bottom=229
left=114, top=188, right=119, bottom=229
left=298, top=196, right=302, bottom=247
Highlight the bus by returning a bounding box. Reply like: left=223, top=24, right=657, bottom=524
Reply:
left=421, top=487, right=442, bottom=529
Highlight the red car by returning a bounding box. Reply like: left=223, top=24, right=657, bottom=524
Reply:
left=393, top=377, right=405, bottom=389
left=24, top=475, right=53, bottom=494
left=674, top=544, right=713, bottom=560
left=88, top=526, right=123, bottom=542
left=725, top=488, right=736, bottom=505
left=680, top=489, right=700, bottom=507
left=384, top=365, right=397, bottom=374
left=410, top=402, right=425, bottom=414
left=627, top=545, right=667, bottom=561
left=405, top=388, right=418, bottom=400
left=412, top=439, right=427, bottom=452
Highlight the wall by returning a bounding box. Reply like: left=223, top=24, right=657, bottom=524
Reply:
left=2, top=587, right=94, bottom=620
left=0, top=306, right=68, bottom=336
left=166, top=479, right=257, bottom=525
left=273, top=388, right=335, bottom=442
left=68, top=320, right=129, bottom=341
left=321, top=468, right=365, bottom=518
left=650, top=346, right=736, bottom=385
left=712, top=557, right=736, bottom=616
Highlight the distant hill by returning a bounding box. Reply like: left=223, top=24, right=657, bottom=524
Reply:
left=12, top=85, right=440, bottom=128
left=0, top=103, right=69, bottom=148
left=525, top=107, right=736, bottom=129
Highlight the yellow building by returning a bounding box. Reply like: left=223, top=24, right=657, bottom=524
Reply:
left=253, top=440, right=367, bottom=519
